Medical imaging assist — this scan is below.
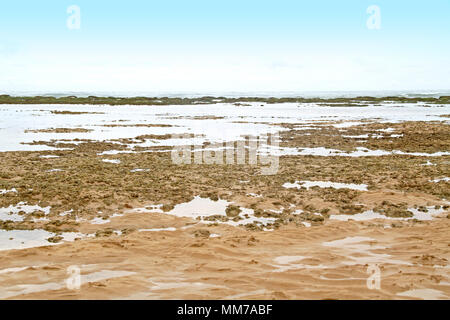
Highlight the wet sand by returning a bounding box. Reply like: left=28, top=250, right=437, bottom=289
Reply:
left=0, top=217, right=449, bottom=299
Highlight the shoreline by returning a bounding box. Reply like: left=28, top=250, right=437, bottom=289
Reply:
left=1, top=94, right=450, bottom=106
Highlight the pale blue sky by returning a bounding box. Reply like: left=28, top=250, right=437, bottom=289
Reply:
left=1, top=0, right=449, bottom=93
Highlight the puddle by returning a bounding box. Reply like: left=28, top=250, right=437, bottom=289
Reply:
left=0, top=281, right=63, bottom=299
left=330, top=206, right=446, bottom=222
left=343, top=133, right=404, bottom=139
left=0, top=202, right=51, bottom=222
left=397, top=288, right=448, bottom=300
left=0, top=229, right=56, bottom=251
left=59, top=232, right=87, bottom=242
left=319, top=275, right=366, bottom=281
left=342, top=133, right=405, bottom=139
left=377, top=128, right=396, bottom=133
left=89, top=213, right=123, bottom=225
left=430, top=177, right=450, bottom=183
left=130, top=168, right=150, bottom=173
left=102, top=159, right=121, bottom=164
left=342, top=134, right=370, bottom=139
left=163, top=197, right=230, bottom=219
left=302, top=222, right=311, bottom=227
left=0, top=270, right=136, bottom=299
left=271, top=255, right=328, bottom=272
left=274, top=256, right=307, bottom=264
left=295, top=147, right=391, bottom=157
left=90, top=217, right=111, bottom=225
left=138, top=196, right=276, bottom=228
left=273, top=145, right=450, bottom=157
left=407, top=207, right=447, bottom=220
left=59, top=209, right=73, bottom=217
left=128, top=204, right=164, bottom=214
left=139, top=227, right=176, bottom=232
left=247, top=193, right=262, bottom=198
left=323, top=236, right=377, bottom=248
left=322, top=236, right=411, bottom=266
left=0, top=212, right=23, bottom=222
left=283, top=180, right=368, bottom=191
left=0, top=229, right=88, bottom=251
left=0, top=266, right=29, bottom=275
left=145, top=270, right=227, bottom=293
left=0, top=188, right=17, bottom=195
left=39, top=155, right=59, bottom=159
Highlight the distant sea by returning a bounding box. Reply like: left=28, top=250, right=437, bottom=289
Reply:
left=2, top=90, right=450, bottom=99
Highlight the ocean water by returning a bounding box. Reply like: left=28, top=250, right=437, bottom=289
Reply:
left=0, top=102, right=448, bottom=152
left=3, top=90, right=450, bottom=98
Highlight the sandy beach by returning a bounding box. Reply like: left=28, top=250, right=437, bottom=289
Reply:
left=0, top=100, right=448, bottom=299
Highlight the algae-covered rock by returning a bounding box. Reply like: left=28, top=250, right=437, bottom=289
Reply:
left=225, top=205, right=241, bottom=217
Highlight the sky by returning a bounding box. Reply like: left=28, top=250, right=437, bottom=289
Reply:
left=1, top=0, right=449, bottom=94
